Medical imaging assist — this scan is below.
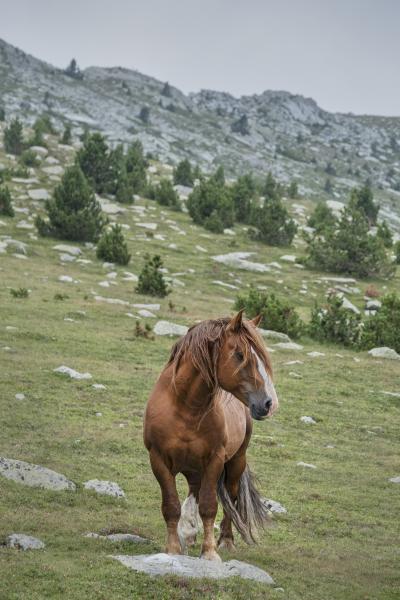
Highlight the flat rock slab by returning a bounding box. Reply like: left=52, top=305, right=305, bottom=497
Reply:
left=7, top=534, right=45, bottom=550
left=111, top=553, right=274, bottom=584
left=0, top=457, right=76, bottom=491
left=53, top=244, right=82, bottom=256
left=86, top=532, right=148, bottom=543
left=262, top=499, right=287, bottom=514
left=212, top=252, right=271, bottom=273
left=132, top=303, right=160, bottom=311
left=154, top=321, right=189, bottom=337
left=84, top=479, right=125, bottom=498
left=300, top=416, right=317, bottom=424
left=258, top=329, right=290, bottom=343
left=389, top=476, right=400, bottom=483
left=54, top=365, right=92, bottom=380
left=28, top=189, right=49, bottom=201
left=273, top=342, right=303, bottom=351
left=368, top=347, right=400, bottom=360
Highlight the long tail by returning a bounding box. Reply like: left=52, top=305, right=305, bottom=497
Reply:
left=217, top=464, right=270, bottom=545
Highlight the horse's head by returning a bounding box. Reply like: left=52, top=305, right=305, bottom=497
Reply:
left=217, top=310, right=279, bottom=420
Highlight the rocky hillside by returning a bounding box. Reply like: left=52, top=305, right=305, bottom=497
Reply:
left=1, top=37, right=400, bottom=205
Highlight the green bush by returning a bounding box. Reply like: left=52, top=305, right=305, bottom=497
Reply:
left=231, top=173, right=256, bottom=223
left=20, top=149, right=40, bottom=167
left=96, top=224, right=131, bottom=265
left=307, top=201, right=336, bottom=233
left=308, top=293, right=362, bottom=347
left=360, top=293, right=400, bottom=353
left=349, top=185, right=379, bottom=225
left=394, top=241, right=400, bottom=265
left=61, top=124, right=72, bottom=145
left=125, top=141, right=147, bottom=194
left=35, top=164, right=106, bottom=242
left=28, top=115, right=55, bottom=147
left=173, top=159, right=194, bottom=187
left=10, top=287, right=29, bottom=298
left=376, top=220, right=393, bottom=248
left=287, top=181, right=298, bottom=199
left=305, top=205, right=394, bottom=278
left=234, top=287, right=304, bottom=338
left=153, top=179, right=181, bottom=210
left=4, top=118, right=24, bottom=155
left=76, top=133, right=111, bottom=194
left=0, top=185, right=14, bottom=217
left=136, top=254, right=169, bottom=297
left=187, top=176, right=234, bottom=233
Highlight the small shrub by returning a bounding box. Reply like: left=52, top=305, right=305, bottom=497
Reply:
left=96, top=224, right=131, bottom=265
left=173, top=159, right=194, bottom=187
left=3, top=118, right=24, bottom=155
left=61, top=124, right=72, bottom=145
left=20, top=148, right=40, bottom=167
left=54, top=293, right=69, bottom=301
left=349, top=185, right=379, bottom=225
left=359, top=293, right=400, bottom=353
left=35, top=164, right=106, bottom=242
left=0, top=185, right=14, bottom=217
left=308, top=293, right=362, bottom=347
left=154, top=179, right=181, bottom=210
left=134, top=322, right=154, bottom=340
left=10, top=287, right=29, bottom=298
left=307, top=201, right=336, bottom=233
left=136, top=254, right=169, bottom=297
left=234, top=287, right=304, bottom=338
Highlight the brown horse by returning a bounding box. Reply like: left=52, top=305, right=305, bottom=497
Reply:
left=143, top=310, right=279, bottom=561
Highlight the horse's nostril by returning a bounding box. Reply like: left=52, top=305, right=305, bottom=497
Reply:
left=265, top=398, right=272, bottom=412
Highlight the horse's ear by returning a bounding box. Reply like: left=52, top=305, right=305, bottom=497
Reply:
left=251, top=314, right=263, bottom=328
left=227, top=309, right=244, bottom=333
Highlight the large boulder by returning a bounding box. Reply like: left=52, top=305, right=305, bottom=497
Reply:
left=154, top=321, right=188, bottom=337
left=7, top=534, right=45, bottom=550
left=0, top=457, right=76, bottom=491
left=368, top=347, right=400, bottom=360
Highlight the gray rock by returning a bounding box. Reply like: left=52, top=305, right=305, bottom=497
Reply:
left=86, top=532, right=148, bottom=543
left=368, top=347, right=400, bottom=360
left=381, top=391, right=400, bottom=398
left=273, top=342, right=303, bottom=351
left=389, top=476, right=400, bottom=483
left=341, top=297, right=360, bottom=314
left=258, top=329, right=290, bottom=343
left=111, top=553, right=274, bottom=584
left=300, top=416, right=317, bottom=424
left=94, top=295, right=130, bottom=306
left=7, top=534, right=45, bottom=550
left=0, top=457, right=76, bottom=491
left=53, top=244, right=82, bottom=256
left=212, top=252, right=272, bottom=273
left=84, top=479, right=125, bottom=498
left=28, top=189, right=50, bottom=201
left=262, top=499, right=287, bottom=514
left=29, top=145, right=48, bottom=156
left=280, top=254, right=297, bottom=263
left=15, top=393, right=25, bottom=400
left=366, top=299, right=382, bottom=310
left=154, top=321, right=188, bottom=337
left=54, top=365, right=92, bottom=380
left=99, top=199, right=127, bottom=215
left=59, top=253, right=76, bottom=262
left=132, top=303, right=160, bottom=311
left=297, top=461, right=317, bottom=469
left=42, top=165, right=64, bottom=175
left=138, top=309, right=156, bottom=318
left=307, top=351, right=325, bottom=357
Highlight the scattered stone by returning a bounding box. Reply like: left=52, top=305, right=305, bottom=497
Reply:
left=300, top=416, right=317, bottom=424
left=98, top=281, right=111, bottom=288
left=280, top=255, right=296, bottom=263
left=0, top=457, right=76, bottom=491
left=212, top=280, right=239, bottom=290
left=99, top=200, right=126, bottom=215
left=154, top=321, right=188, bottom=337
left=366, top=299, right=382, bottom=310
left=321, top=276, right=357, bottom=284
left=138, top=309, right=156, bottom=318
left=212, top=252, right=271, bottom=273
left=84, top=479, right=125, bottom=498
left=122, top=272, right=138, bottom=282
left=59, top=253, right=76, bottom=262
left=368, top=347, right=400, bottom=360
left=94, top=295, right=129, bottom=306
left=289, top=372, right=302, bottom=379
left=284, top=360, right=304, bottom=365
left=29, top=145, right=48, bottom=156
left=273, top=342, right=303, bottom=351
left=195, top=245, right=207, bottom=253
left=389, top=476, right=400, bottom=483
left=85, top=532, right=148, bottom=543
left=16, top=220, right=34, bottom=230
left=111, top=553, right=274, bottom=584
left=28, top=189, right=49, bottom=201
left=7, top=534, right=45, bottom=550
left=43, top=165, right=63, bottom=175
left=92, top=384, right=106, bottom=390
left=54, top=365, right=92, bottom=380
left=95, top=412, right=103, bottom=417
left=15, top=393, right=25, bottom=400
left=136, top=222, right=157, bottom=230
left=307, top=351, right=325, bottom=357
left=297, top=462, right=317, bottom=469
left=258, top=329, right=290, bottom=343
left=132, top=303, right=160, bottom=311
left=58, top=275, right=74, bottom=283
left=53, top=244, right=82, bottom=256
left=262, top=499, right=287, bottom=514
left=381, top=391, right=400, bottom=398
left=341, top=297, right=360, bottom=314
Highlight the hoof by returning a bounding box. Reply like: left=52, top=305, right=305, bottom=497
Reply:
left=200, top=549, right=222, bottom=562
left=218, top=537, right=235, bottom=551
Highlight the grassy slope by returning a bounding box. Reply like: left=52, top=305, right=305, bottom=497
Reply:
left=0, top=133, right=399, bottom=600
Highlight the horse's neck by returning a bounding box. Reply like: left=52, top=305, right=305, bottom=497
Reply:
left=165, top=359, right=214, bottom=414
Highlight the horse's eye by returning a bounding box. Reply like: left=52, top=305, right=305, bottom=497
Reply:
left=235, top=351, right=244, bottom=361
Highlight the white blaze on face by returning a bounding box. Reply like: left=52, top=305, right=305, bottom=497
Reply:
left=251, top=348, right=279, bottom=415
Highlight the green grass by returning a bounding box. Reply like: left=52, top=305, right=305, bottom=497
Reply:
left=0, top=132, right=400, bottom=599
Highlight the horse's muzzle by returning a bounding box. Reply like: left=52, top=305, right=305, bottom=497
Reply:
left=248, top=394, right=273, bottom=420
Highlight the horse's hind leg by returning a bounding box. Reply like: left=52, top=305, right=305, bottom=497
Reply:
left=149, top=450, right=182, bottom=554
left=218, top=452, right=246, bottom=551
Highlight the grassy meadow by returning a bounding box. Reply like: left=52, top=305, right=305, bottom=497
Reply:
left=0, top=131, right=400, bottom=599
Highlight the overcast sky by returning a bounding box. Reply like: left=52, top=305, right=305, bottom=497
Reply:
left=1, top=0, right=399, bottom=116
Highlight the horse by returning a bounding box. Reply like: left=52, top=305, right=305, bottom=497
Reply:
left=143, top=309, right=279, bottom=561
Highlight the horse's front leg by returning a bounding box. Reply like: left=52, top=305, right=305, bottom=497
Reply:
left=199, top=454, right=224, bottom=562
left=149, top=450, right=182, bottom=554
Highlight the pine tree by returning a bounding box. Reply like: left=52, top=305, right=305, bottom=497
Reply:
left=307, top=201, right=337, bottom=234
left=125, top=140, right=147, bottom=193
left=154, top=179, right=181, bottom=210
left=0, top=185, right=14, bottom=217
left=4, top=118, right=24, bottom=155
left=376, top=220, right=393, bottom=248
left=288, top=181, right=298, bottom=198
left=161, top=82, right=172, bottom=97
left=61, top=124, right=72, bottom=145
left=187, top=177, right=234, bottom=233
left=0, top=107, right=5, bottom=121
left=139, top=106, right=150, bottom=123
left=173, top=159, right=194, bottom=187
left=96, top=224, right=131, bottom=265
left=231, top=173, right=256, bottom=223
left=136, top=254, right=169, bottom=297
left=349, top=185, right=379, bottom=225
left=35, top=165, right=106, bottom=242
left=76, top=133, right=111, bottom=194
left=231, top=114, right=250, bottom=135
left=64, top=58, right=83, bottom=80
